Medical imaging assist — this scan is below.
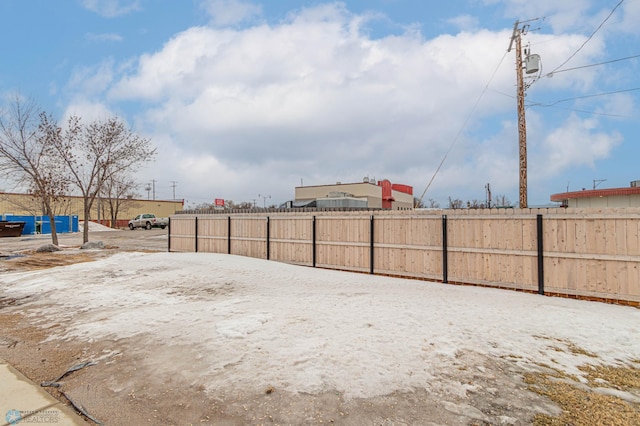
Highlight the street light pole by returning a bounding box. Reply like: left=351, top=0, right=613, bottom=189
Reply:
left=258, top=194, right=271, bottom=208
left=593, top=179, right=607, bottom=190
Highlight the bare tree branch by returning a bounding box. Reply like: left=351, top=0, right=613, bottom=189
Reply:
left=0, top=95, right=68, bottom=244
left=50, top=115, right=156, bottom=242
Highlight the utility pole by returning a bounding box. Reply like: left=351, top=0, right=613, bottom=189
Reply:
left=485, top=183, right=492, bottom=209
left=152, top=179, right=156, bottom=200
left=515, top=25, right=528, bottom=209
left=145, top=183, right=152, bottom=200
left=508, top=19, right=540, bottom=209
left=170, top=181, right=178, bottom=200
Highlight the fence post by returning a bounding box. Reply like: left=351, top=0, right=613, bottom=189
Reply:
left=442, top=215, right=448, bottom=284
left=266, top=216, right=270, bottom=260
left=167, top=217, right=171, bottom=252
left=312, top=216, right=316, bottom=268
left=370, top=215, right=375, bottom=274
left=228, top=216, right=231, bottom=254
left=194, top=217, right=198, bottom=253
left=537, top=214, right=544, bottom=295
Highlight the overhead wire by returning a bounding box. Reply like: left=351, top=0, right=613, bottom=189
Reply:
left=550, top=0, right=625, bottom=74
left=416, top=0, right=630, bottom=204
left=416, top=50, right=508, bottom=206
left=546, top=53, right=640, bottom=76
left=491, top=89, right=631, bottom=118
left=531, top=105, right=629, bottom=118
left=528, top=87, right=640, bottom=108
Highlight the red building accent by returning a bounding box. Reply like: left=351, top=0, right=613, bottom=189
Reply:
left=391, top=183, right=413, bottom=195
left=550, top=187, right=640, bottom=202
left=378, top=179, right=395, bottom=209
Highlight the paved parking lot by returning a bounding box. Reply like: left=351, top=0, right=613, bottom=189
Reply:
left=0, top=227, right=168, bottom=255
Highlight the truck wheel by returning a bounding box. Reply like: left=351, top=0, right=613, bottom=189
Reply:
left=145, top=222, right=152, bottom=230
left=129, top=223, right=134, bottom=230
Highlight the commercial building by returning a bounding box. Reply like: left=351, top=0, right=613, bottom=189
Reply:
left=294, top=178, right=414, bottom=209
left=550, top=180, right=640, bottom=208
left=0, top=192, right=184, bottom=228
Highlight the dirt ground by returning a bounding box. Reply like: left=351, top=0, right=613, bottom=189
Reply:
left=1, top=229, right=638, bottom=425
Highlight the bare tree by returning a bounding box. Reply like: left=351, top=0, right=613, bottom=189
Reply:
left=448, top=197, right=464, bottom=209
left=494, top=194, right=513, bottom=208
left=466, top=199, right=485, bottom=209
left=427, top=198, right=440, bottom=208
left=49, top=115, right=156, bottom=243
left=193, top=202, right=214, bottom=210
left=0, top=95, right=68, bottom=245
left=2, top=192, right=43, bottom=217
left=100, top=175, right=140, bottom=228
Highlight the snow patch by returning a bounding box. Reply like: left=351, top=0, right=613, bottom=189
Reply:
left=1, top=252, right=639, bottom=399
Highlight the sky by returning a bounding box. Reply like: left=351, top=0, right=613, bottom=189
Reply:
left=0, top=0, right=638, bottom=208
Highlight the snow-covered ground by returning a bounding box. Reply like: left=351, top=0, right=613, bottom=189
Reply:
left=2, top=251, right=638, bottom=402
left=80, top=221, right=120, bottom=232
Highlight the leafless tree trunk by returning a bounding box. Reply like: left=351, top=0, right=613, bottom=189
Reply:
left=427, top=198, right=440, bottom=208
left=50, top=116, right=156, bottom=243
left=448, top=197, right=463, bottom=209
left=101, top=175, right=139, bottom=228
left=0, top=95, right=67, bottom=245
left=494, top=194, right=513, bottom=208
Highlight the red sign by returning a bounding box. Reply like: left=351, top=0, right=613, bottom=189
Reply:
left=214, top=198, right=225, bottom=207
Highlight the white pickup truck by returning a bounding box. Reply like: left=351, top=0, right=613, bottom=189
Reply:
left=128, top=213, right=168, bottom=230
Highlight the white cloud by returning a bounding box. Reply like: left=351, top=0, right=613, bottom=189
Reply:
left=67, top=59, right=116, bottom=97
left=80, top=0, right=141, bottom=18
left=199, top=0, right=262, bottom=27
left=619, top=0, right=640, bottom=35
left=447, top=14, right=480, bottom=32
left=595, top=93, right=637, bottom=119
left=61, top=100, right=117, bottom=126
left=85, top=32, right=124, bottom=42
left=64, top=3, right=619, bottom=205
left=490, top=0, right=600, bottom=33
left=540, top=114, right=622, bottom=176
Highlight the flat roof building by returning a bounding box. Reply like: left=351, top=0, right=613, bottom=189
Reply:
left=295, top=178, right=414, bottom=210
left=550, top=180, right=640, bottom=208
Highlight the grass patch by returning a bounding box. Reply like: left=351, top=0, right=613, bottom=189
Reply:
left=566, top=342, right=598, bottom=358
left=525, top=364, right=640, bottom=425
left=579, top=364, right=640, bottom=390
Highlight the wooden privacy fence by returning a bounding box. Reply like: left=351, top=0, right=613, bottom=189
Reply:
left=168, top=208, right=640, bottom=306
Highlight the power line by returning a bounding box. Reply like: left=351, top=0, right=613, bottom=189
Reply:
left=547, top=53, right=640, bottom=77
left=550, top=0, right=625, bottom=74
left=528, top=87, right=640, bottom=108
left=416, top=50, right=509, bottom=205
left=489, top=80, right=637, bottom=118
left=483, top=88, right=624, bottom=117
left=530, top=104, right=630, bottom=118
